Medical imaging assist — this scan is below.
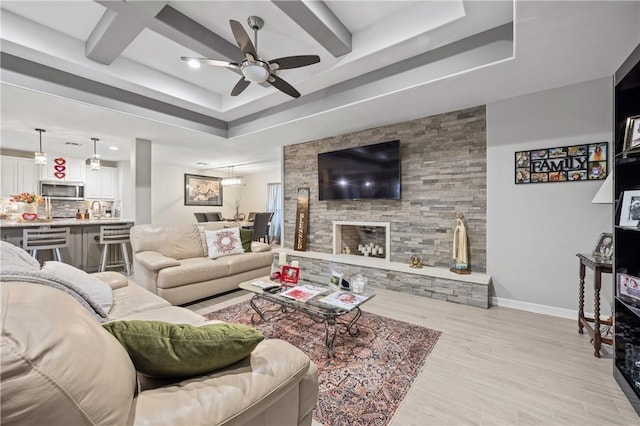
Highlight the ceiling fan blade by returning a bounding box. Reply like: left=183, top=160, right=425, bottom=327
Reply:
left=229, top=20, right=257, bottom=61
left=269, top=55, right=320, bottom=70
left=180, top=57, right=242, bottom=75
left=231, top=77, right=251, bottom=96
left=268, top=74, right=300, bottom=98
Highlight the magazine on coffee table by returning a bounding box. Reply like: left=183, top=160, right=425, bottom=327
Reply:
left=318, top=291, right=370, bottom=310
left=280, top=286, right=323, bottom=302
left=250, top=280, right=280, bottom=291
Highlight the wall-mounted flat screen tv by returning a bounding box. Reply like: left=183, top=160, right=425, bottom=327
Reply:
left=317, top=140, right=401, bottom=201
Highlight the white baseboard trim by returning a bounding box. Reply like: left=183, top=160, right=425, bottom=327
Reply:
left=491, top=296, right=611, bottom=321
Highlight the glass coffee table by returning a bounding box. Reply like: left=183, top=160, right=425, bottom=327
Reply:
left=239, top=277, right=375, bottom=357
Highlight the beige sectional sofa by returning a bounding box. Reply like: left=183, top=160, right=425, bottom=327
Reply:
left=0, top=241, right=318, bottom=426
left=131, top=222, right=273, bottom=305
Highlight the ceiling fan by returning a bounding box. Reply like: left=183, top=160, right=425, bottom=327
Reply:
left=181, top=16, right=320, bottom=98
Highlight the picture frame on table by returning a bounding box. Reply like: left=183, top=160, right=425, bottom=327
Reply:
left=184, top=174, right=223, bottom=206
left=623, top=115, right=640, bottom=153
left=592, top=232, right=613, bottom=259
left=618, top=273, right=640, bottom=303
left=281, top=265, right=300, bottom=285
left=619, top=190, right=640, bottom=227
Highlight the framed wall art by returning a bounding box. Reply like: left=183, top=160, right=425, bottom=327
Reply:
left=184, top=174, right=223, bottom=206
left=514, top=142, right=607, bottom=184
left=623, top=115, right=640, bottom=153
left=619, top=190, right=640, bottom=227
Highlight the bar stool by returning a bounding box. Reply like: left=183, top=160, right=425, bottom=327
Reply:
left=22, top=227, right=70, bottom=263
left=96, top=224, right=132, bottom=275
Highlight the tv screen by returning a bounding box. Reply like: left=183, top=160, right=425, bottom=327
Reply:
left=317, top=140, right=401, bottom=201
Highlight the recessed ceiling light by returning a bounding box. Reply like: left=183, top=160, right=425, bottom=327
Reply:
left=109, top=146, right=119, bottom=150
left=196, top=162, right=209, bottom=166
left=187, top=59, right=201, bottom=69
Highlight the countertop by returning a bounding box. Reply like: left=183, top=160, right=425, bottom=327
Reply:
left=0, top=218, right=134, bottom=228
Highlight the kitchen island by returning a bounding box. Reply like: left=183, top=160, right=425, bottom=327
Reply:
left=0, top=218, right=134, bottom=273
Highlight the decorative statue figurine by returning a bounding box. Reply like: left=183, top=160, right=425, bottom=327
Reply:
left=409, top=255, right=423, bottom=269
left=451, top=213, right=471, bottom=274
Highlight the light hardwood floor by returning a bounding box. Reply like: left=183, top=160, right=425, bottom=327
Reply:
left=185, top=288, right=640, bottom=426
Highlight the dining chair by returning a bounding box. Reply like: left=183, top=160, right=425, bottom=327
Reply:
left=251, top=212, right=273, bottom=243
left=205, top=212, right=222, bottom=222
left=247, top=212, right=258, bottom=222
left=194, top=212, right=207, bottom=223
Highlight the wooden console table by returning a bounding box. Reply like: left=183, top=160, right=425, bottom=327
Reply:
left=577, top=253, right=613, bottom=358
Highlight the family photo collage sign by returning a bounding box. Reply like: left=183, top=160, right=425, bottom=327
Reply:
left=515, top=142, right=608, bottom=184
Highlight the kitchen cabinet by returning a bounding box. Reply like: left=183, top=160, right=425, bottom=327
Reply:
left=0, top=156, right=40, bottom=197
left=85, top=166, right=116, bottom=199
left=40, top=155, right=86, bottom=182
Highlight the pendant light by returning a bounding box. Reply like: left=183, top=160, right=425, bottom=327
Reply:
left=34, top=128, right=47, bottom=166
left=221, top=166, right=245, bottom=186
left=90, top=138, right=101, bottom=170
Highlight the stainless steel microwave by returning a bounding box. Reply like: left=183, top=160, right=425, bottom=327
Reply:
left=40, top=181, right=85, bottom=200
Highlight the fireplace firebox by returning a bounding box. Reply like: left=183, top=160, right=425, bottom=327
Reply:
left=333, top=221, right=390, bottom=262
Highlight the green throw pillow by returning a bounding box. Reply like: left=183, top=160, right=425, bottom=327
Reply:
left=103, top=320, right=264, bottom=377
left=240, top=228, right=254, bottom=252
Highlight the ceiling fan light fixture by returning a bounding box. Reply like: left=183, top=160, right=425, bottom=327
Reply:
left=241, top=62, right=270, bottom=83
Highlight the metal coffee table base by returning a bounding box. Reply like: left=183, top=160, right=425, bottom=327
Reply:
left=248, top=295, right=363, bottom=357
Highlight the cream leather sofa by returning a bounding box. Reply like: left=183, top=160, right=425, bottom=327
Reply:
left=1, top=252, right=318, bottom=425
left=131, top=223, right=273, bottom=305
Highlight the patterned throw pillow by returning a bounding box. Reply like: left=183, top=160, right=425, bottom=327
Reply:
left=205, top=227, right=244, bottom=259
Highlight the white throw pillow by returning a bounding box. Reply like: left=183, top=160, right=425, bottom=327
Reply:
left=250, top=241, right=271, bottom=253
left=42, top=261, right=114, bottom=312
left=205, top=228, right=244, bottom=259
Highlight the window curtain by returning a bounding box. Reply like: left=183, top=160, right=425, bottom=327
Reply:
left=267, top=183, right=282, bottom=244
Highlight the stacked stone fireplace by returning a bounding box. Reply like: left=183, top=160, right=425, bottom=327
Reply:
left=333, top=221, right=390, bottom=262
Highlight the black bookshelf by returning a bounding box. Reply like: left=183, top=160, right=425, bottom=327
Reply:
left=613, top=43, right=640, bottom=416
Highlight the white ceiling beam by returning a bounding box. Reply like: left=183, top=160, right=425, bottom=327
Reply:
left=272, top=0, right=351, bottom=57
left=95, top=0, right=241, bottom=62
left=86, top=8, right=155, bottom=65
left=1, top=52, right=228, bottom=137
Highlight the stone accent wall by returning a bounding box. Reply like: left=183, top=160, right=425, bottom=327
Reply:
left=283, top=106, right=487, bottom=272
left=283, top=254, right=489, bottom=308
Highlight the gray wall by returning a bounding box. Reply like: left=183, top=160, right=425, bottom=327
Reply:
left=487, top=77, right=613, bottom=314
left=283, top=106, right=487, bottom=271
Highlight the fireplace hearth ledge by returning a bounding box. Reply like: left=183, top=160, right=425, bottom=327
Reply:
left=275, top=248, right=490, bottom=286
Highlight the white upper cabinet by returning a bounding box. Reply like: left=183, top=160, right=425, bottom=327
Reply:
left=0, top=156, right=40, bottom=197
left=40, top=155, right=86, bottom=182
left=85, top=166, right=116, bottom=199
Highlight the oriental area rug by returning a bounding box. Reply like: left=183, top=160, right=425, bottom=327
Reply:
left=205, top=301, right=442, bottom=426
